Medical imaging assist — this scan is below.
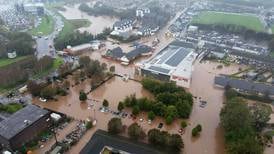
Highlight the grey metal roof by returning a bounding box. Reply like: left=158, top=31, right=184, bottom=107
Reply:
left=215, top=76, right=274, bottom=95
left=165, top=48, right=190, bottom=67
left=80, top=130, right=165, bottom=154
left=169, top=40, right=196, bottom=49
left=148, top=66, right=170, bottom=74
left=0, top=104, right=49, bottom=140
left=106, top=47, right=124, bottom=59
left=125, top=45, right=152, bottom=60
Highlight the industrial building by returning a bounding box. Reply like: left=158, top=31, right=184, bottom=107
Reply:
left=0, top=105, right=50, bottom=150
left=140, top=40, right=197, bottom=88
left=80, top=130, right=163, bottom=154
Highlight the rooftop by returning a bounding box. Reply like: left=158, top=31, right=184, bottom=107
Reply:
left=142, top=40, right=196, bottom=76
left=80, top=130, right=164, bottom=154
left=0, top=104, right=49, bottom=140
left=215, top=76, right=274, bottom=96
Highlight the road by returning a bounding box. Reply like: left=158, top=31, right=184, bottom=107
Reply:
left=35, top=9, right=64, bottom=59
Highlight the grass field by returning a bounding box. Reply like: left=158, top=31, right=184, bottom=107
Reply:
left=191, top=11, right=265, bottom=32
left=272, top=25, right=274, bottom=33
left=0, top=56, right=30, bottom=68
left=57, top=13, right=91, bottom=40
left=69, top=19, right=91, bottom=29
left=30, top=15, right=54, bottom=36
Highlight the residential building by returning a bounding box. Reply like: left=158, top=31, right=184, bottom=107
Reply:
left=136, top=8, right=150, bottom=18
left=0, top=105, right=50, bottom=150
left=214, top=76, right=274, bottom=98
left=113, top=19, right=135, bottom=32
left=23, top=3, right=44, bottom=16
left=104, top=45, right=153, bottom=65
left=137, top=24, right=160, bottom=36
left=140, top=40, right=197, bottom=88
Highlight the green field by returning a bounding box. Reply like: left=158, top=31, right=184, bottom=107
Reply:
left=30, top=15, right=54, bottom=36
left=0, top=56, right=30, bottom=68
left=69, top=19, right=91, bottom=29
left=272, top=25, right=274, bottom=33
left=191, top=11, right=265, bottom=32
left=57, top=13, right=91, bottom=40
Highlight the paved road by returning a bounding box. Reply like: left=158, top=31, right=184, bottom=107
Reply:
left=35, top=9, right=64, bottom=59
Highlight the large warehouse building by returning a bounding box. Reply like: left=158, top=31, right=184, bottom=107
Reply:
left=140, top=40, right=197, bottom=88
left=0, top=105, right=50, bottom=150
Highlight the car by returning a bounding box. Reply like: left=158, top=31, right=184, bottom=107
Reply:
left=44, top=37, right=48, bottom=40
left=39, top=97, right=47, bottom=102
left=199, top=101, right=207, bottom=108
left=158, top=123, right=163, bottom=129
left=139, top=118, right=143, bottom=122
left=148, top=119, right=152, bottom=124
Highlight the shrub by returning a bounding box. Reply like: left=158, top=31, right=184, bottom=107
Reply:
left=79, top=91, right=87, bottom=101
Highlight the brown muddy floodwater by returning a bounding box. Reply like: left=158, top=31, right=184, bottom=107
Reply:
left=32, top=61, right=259, bottom=154
left=59, top=4, right=118, bottom=34
left=184, top=61, right=247, bottom=154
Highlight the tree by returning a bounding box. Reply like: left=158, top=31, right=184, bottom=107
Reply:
left=148, top=129, right=169, bottom=146
left=102, top=99, right=109, bottom=107
left=192, top=124, right=202, bottom=137
left=128, top=123, right=145, bottom=140
left=109, top=65, right=115, bottom=73
left=79, top=91, right=87, bottom=102
left=27, top=80, right=45, bottom=96
left=40, top=86, right=57, bottom=99
left=165, top=115, right=173, bottom=125
left=181, top=120, right=187, bottom=128
left=85, top=121, right=93, bottom=129
left=108, top=118, right=123, bottom=135
left=168, top=134, right=184, bottom=152
left=250, top=103, right=271, bottom=132
left=117, top=102, right=124, bottom=111
left=79, top=56, right=91, bottom=68
left=148, top=111, right=156, bottom=120
left=132, top=105, right=140, bottom=116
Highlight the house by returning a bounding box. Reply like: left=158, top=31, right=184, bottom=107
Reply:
left=113, top=19, right=135, bottom=32
left=214, top=76, right=274, bottom=98
left=0, top=105, right=50, bottom=150
left=23, top=3, right=44, bottom=16
left=7, top=51, right=17, bottom=59
left=137, top=24, right=160, bottom=36
left=80, top=130, right=163, bottom=154
left=136, top=8, right=150, bottom=18
left=187, top=25, right=198, bottom=32
left=104, top=45, right=153, bottom=65
left=104, top=47, right=124, bottom=61
left=121, top=45, right=153, bottom=64
left=90, top=40, right=103, bottom=50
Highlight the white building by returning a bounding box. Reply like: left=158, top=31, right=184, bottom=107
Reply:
left=136, top=8, right=150, bottom=17
left=140, top=41, right=197, bottom=88
left=113, top=19, right=135, bottom=32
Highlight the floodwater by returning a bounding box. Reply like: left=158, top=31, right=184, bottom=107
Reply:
left=59, top=4, right=118, bottom=34
left=184, top=61, right=247, bottom=154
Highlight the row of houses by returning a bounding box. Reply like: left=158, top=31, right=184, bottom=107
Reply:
left=104, top=45, right=153, bottom=65
left=215, top=76, right=274, bottom=99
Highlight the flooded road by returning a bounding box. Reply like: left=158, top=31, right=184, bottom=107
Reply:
left=59, top=4, right=118, bottom=34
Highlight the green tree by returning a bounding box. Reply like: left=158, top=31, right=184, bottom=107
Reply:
left=128, top=123, right=145, bottom=140
left=40, top=86, right=57, bottom=99
left=168, top=134, right=184, bottom=152
left=165, top=115, right=173, bottom=125
left=148, top=111, right=156, bottom=120
left=250, top=103, right=272, bottom=132
left=109, top=65, right=115, bottom=73
left=108, top=118, right=123, bottom=135
left=192, top=124, right=202, bottom=137
left=117, top=101, right=124, bottom=111
left=102, top=99, right=109, bottom=107
left=181, top=120, right=187, bottom=128
left=79, top=91, right=87, bottom=101
left=132, top=105, right=140, bottom=116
